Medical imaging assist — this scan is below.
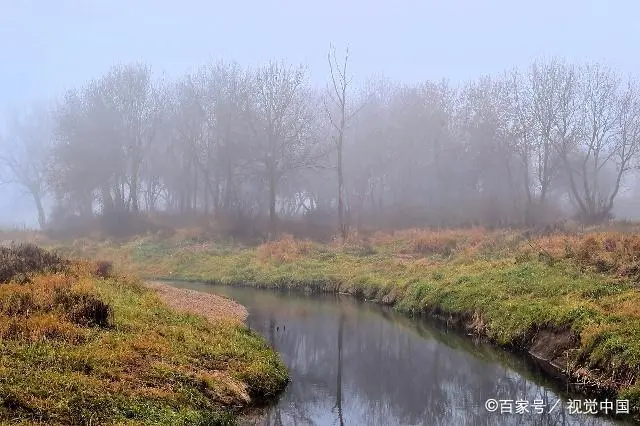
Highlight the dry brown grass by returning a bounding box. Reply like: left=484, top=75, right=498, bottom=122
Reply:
left=0, top=228, right=48, bottom=245
left=529, top=233, right=579, bottom=258
left=0, top=272, right=111, bottom=342
left=367, top=227, right=487, bottom=257
left=0, top=312, right=84, bottom=342
left=332, top=228, right=640, bottom=280
left=257, top=234, right=314, bottom=263
left=530, top=231, right=640, bottom=278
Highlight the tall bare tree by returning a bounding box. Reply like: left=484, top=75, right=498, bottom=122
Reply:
left=528, top=59, right=566, bottom=219
left=326, top=45, right=364, bottom=239
left=555, top=63, right=640, bottom=223
left=251, top=61, right=323, bottom=238
left=504, top=68, right=534, bottom=224
left=103, top=63, right=161, bottom=213
left=0, top=104, right=53, bottom=228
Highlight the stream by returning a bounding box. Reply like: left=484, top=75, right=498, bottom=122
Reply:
left=170, top=281, right=631, bottom=426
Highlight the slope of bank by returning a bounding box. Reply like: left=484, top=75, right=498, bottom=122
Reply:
left=52, top=229, right=640, bottom=418
left=0, top=244, right=288, bottom=425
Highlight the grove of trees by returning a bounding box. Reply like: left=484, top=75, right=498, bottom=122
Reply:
left=2, top=54, right=640, bottom=237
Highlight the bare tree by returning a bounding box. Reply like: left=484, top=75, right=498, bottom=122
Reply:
left=611, top=78, right=640, bottom=210
left=103, top=63, right=162, bottom=213
left=50, top=63, right=162, bottom=221
left=555, top=63, right=639, bottom=223
left=325, top=45, right=365, bottom=239
left=504, top=68, right=534, bottom=224
left=527, top=59, right=566, bottom=220
left=0, top=104, right=53, bottom=228
left=201, top=62, right=256, bottom=216
left=251, top=61, right=324, bottom=238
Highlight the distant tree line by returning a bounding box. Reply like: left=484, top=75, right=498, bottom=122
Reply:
left=2, top=54, right=640, bottom=236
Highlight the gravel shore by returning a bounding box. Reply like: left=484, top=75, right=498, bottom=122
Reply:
left=145, top=281, right=248, bottom=323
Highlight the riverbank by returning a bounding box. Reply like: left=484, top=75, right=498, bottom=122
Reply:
left=51, top=228, right=640, bottom=417
left=0, top=244, right=288, bottom=425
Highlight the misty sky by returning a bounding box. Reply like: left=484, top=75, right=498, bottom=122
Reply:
left=1, top=0, right=639, bottom=226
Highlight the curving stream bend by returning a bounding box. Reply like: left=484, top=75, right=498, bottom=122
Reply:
left=171, top=281, right=630, bottom=426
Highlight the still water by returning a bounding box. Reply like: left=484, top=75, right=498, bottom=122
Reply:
left=172, top=282, right=630, bottom=426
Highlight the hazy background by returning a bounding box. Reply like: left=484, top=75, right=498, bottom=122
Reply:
left=2, top=0, right=639, bottom=227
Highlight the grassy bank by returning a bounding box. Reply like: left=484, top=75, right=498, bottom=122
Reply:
left=51, top=228, right=640, bottom=416
left=0, top=244, right=287, bottom=425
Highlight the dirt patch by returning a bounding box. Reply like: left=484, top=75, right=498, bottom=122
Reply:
left=527, top=328, right=579, bottom=381
left=528, top=328, right=578, bottom=366
left=145, top=281, right=248, bottom=324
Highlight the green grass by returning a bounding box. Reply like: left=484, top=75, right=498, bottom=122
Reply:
left=55, top=230, right=640, bottom=416
left=0, top=251, right=288, bottom=425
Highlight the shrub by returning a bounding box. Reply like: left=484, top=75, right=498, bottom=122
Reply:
left=94, top=260, right=113, bottom=279
left=53, top=287, right=111, bottom=328
left=0, top=243, right=69, bottom=284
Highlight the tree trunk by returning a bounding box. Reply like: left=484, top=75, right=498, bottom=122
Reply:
left=113, top=179, right=124, bottom=212
left=130, top=161, right=140, bottom=212
left=192, top=162, right=199, bottom=212
left=338, top=142, right=347, bottom=240
left=268, top=162, right=277, bottom=239
left=204, top=173, right=210, bottom=216
left=101, top=184, right=114, bottom=215
left=30, top=188, right=46, bottom=229
left=223, top=163, right=233, bottom=213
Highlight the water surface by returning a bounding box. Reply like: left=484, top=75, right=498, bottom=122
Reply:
left=172, top=282, right=628, bottom=426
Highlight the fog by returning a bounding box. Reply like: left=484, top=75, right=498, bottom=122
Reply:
left=2, top=1, right=640, bottom=232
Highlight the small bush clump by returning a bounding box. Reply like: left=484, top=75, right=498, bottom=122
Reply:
left=53, top=285, right=112, bottom=327
left=93, top=260, right=113, bottom=278
left=0, top=243, right=69, bottom=284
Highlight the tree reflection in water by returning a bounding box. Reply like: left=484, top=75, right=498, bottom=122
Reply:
left=176, top=283, right=625, bottom=426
